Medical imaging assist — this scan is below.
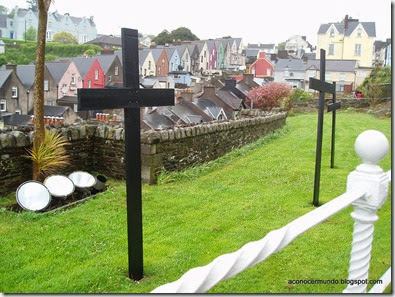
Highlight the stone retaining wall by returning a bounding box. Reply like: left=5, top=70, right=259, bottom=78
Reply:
left=0, top=112, right=287, bottom=195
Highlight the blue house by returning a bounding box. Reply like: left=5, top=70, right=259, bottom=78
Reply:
left=169, top=71, right=192, bottom=86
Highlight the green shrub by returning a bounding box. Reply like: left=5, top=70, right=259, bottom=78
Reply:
left=290, top=88, right=313, bottom=101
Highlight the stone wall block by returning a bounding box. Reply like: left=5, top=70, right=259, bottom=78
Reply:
left=10, top=131, right=29, bottom=147
left=115, top=128, right=123, bottom=141
left=69, top=126, right=80, bottom=140
left=160, top=130, right=169, bottom=142
left=85, top=125, right=97, bottom=137
left=79, top=126, right=87, bottom=138
left=148, top=131, right=160, bottom=144
left=0, top=133, right=16, bottom=148
left=168, top=129, right=175, bottom=141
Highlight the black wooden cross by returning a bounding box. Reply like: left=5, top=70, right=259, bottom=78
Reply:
left=309, top=49, right=340, bottom=206
left=77, top=28, right=174, bottom=280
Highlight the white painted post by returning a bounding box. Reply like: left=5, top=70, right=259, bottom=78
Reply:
left=343, top=130, right=390, bottom=293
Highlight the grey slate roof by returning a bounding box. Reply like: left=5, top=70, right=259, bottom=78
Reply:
left=244, top=49, right=260, bottom=57
left=0, top=70, right=12, bottom=89
left=193, top=98, right=218, bottom=110
left=302, top=53, right=316, bottom=60
left=247, top=43, right=275, bottom=49
left=96, top=54, right=119, bottom=72
left=69, top=57, right=97, bottom=77
left=175, top=44, right=187, bottom=57
left=235, top=83, right=252, bottom=96
left=275, top=59, right=306, bottom=71
left=187, top=44, right=198, bottom=55
left=150, top=48, right=164, bottom=63
left=143, top=109, right=175, bottom=130
left=28, top=105, right=70, bottom=117
left=140, top=77, right=158, bottom=88
left=3, top=114, right=32, bottom=126
left=216, top=90, right=243, bottom=110
left=87, top=34, right=121, bottom=46
left=306, top=59, right=357, bottom=72
left=318, top=21, right=376, bottom=37
left=45, top=61, right=71, bottom=83
left=139, top=49, right=151, bottom=66
left=16, top=65, right=36, bottom=89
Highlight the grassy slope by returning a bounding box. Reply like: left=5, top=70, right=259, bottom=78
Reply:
left=0, top=113, right=391, bottom=293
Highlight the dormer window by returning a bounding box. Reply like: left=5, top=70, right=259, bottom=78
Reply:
left=94, top=69, right=99, bottom=80
left=115, top=66, right=119, bottom=76
left=12, top=86, right=18, bottom=98
left=330, top=28, right=335, bottom=37
left=357, top=28, right=362, bottom=37
left=284, top=67, right=289, bottom=77
left=71, top=74, right=76, bottom=84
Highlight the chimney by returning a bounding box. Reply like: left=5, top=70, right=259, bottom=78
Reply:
left=224, top=79, right=236, bottom=89
left=303, top=55, right=308, bottom=63
left=179, top=90, right=193, bottom=102
left=302, top=36, right=306, bottom=41
left=243, top=73, right=254, bottom=84
left=258, top=52, right=266, bottom=59
left=344, top=15, right=349, bottom=30
left=101, top=49, right=115, bottom=55
left=5, top=64, right=17, bottom=72
left=278, top=50, right=288, bottom=59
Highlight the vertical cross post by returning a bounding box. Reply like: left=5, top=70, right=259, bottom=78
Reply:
left=313, top=49, right=326, bottom=206
left=327, top=82, right=341, bottom=169
left=122, top=28, right=143, bottom=281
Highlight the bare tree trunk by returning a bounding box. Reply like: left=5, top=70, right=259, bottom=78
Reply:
left=32, top=0, right=51, bottom=180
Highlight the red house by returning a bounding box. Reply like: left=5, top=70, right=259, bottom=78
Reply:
left=70, top=57, right=105, bottom=89
left=249, top=52, right=274, bottom=78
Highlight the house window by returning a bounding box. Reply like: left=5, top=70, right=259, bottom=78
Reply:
left=108, top=76, right=112, bottom=82
left=148, top=61, right=151, bottom=70
left=204, top=51, right=206, bottom=58
left=71, top=74, right=76, bottom=84
left=62, top=84, right=67, bottom=95
left=339, top=73, right=345, bottom=81
left=162, top=58, right=164, bottom=66
left=81, top=34, right=88, bottom=43
left=46, top=31, right=53, bottom=41
left=284, top=68, right=289, bottom=77
left=357, top=28, right=362, bottom=37
left=94, top=69, right=99, bottom=80
left=267, top=69, right=271, bottom=76
left=158, top=67, right=161, bottom=74
left=355, top=44, right=361, bottom=56
left=171, top=63, right=173, bottom=70
left=144, top=69, right=147, bottom=76
left=11, top=86, right=18, bottom=98
left=200, top=56, right=203, bottom=63
left=46, top=101, right=52, bottom=106
left=44, top=80, right=49, bottom=91
left=0, top=100, right=6, bottom=111
left=330, top=28, right=334, bottom=37
left=15, top=109, right=21, bottom=114
left=88, top=80, right=91, bottom=88
left=326, top=72, right=331, bottom=82
left=74, top=104, right=78, bottom=112
left=329, top=44, right=334, bottom=55
left=115, top=66, right=119, bottom=76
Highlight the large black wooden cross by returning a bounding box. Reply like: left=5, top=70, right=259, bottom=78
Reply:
left=309, top=49, right=341, bottom=206
left=77, top=28, right=174, bottom=280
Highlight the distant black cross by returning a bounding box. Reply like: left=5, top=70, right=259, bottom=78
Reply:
left=309, top=49, right=341, bottom=207
left=77, top=28, right=174, bottom=280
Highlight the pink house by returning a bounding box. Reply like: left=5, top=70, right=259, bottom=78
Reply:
left=45, top=61, right=83, bottom=99
left=206, top=40, right=218, bottom=70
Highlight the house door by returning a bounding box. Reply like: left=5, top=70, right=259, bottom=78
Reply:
left=10, top=31, right=14, bottom=39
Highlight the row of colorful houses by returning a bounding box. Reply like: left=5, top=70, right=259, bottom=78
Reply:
left=131, top=37, right=245, bottom=76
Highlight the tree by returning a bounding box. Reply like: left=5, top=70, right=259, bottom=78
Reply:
left=359, top=65, right=391, bottom=104
left=33, top=0, right=51, bottom=180
left=246, top=82, right=292, bottom=111
left=24, top=26, right=37, bottom=41
left=152, top=30, right=173, bottom=45
left=8, top=8, right=15, bottom=18
left=26, top=0, right=38, bottom=12
left=171, top=27, right=199, bottom=41
left=52, top=31, right=78, bottom=44
left=0, top=5, right=8, bottom=14
left=277, top=42, right=286, bottom=51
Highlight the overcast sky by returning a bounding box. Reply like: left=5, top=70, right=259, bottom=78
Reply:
left=3, top=0, right=392, bottom=45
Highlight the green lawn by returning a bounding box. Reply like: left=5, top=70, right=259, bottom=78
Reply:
left=0, top=112, right=391, bottom=293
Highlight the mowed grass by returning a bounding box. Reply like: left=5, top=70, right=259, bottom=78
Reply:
left=0, top=112, right=391, bottom=293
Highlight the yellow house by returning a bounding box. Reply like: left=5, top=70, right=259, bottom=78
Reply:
left=317, top=15, right=375, bottom=67
left=139, top=49, right=156, bottom=77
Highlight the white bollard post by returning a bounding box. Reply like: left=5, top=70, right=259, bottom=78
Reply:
left=343, top=130, right=390, bottom=293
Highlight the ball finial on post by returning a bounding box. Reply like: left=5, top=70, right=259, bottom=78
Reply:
left=354, top=130, right=389, bottom=174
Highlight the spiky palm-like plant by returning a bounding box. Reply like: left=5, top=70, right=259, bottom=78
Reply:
left=27, top=130, right=70, bottom=181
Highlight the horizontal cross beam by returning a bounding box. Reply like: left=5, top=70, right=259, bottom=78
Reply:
left=309, top=78, right=336, bottom=94
left=77, top=88, right=174, bottom=111
left=327, top=101, right=341, bottom=112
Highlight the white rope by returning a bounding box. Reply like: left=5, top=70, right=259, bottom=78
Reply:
left=152, top=191, right=364, bottom=293
left=368, top=267, right=391, bottom=293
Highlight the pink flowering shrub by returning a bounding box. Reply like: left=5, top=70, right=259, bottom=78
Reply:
left=246, top=82, right=292, bottom=111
